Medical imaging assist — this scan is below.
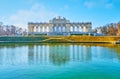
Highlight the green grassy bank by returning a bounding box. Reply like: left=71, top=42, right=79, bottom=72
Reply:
left=0, top=36, right=120, bottom=43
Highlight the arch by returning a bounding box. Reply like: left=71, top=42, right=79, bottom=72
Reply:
left=42, top=26, right=45, bottom=32
left=46, top=26, right=49, bottom=32
left=79, top=26, right=83, bottom=32
left=43, top=26, right=46, bottom=32
left=39, top=26, right=42, bottom=32
left=58, top=26, right=62, bottom=32
left=38, top=26, right=40, bottom=32
left=70, top=26, right=74, bottom=32
left=62, top=26, right=66, bottom=32
left=74, top=26, right=78, bottom=32
left=83, top=26, right=87, bottom=32
left=53, top=26, right=57, bottom=32
left=33, top=26, right=36, bottom=32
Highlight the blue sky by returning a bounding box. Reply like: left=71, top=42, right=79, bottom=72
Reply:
left=0, top=0, right=120, bottom=29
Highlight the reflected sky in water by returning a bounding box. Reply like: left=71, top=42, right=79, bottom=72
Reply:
left=0, top=43, right=120, bottom=79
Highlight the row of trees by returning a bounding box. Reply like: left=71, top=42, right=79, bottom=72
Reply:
left=93, top=22, right=120, bottom=36
left=0, top=22, right=27, bottom=36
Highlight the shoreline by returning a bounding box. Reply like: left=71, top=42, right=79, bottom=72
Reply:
left=0, top=36, right=120, bottom=44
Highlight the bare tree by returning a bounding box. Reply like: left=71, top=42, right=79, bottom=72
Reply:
left=0, top=22, right=26, bottom=36
left=117, top=22, right=120, bottom=36
left=108, top=23, right=117, bottom=35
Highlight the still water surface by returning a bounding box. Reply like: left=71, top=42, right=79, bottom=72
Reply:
left=0, top=43, right=120, bottom=79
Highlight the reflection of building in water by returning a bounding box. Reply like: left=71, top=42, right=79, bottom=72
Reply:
left=1, top=44, right=120, bottom=66
left=27, top=44, right=92, bottom=65
left=28, top=45, right=50, bottom=64
left=28, top=45, right=70, bottom=65
left=70, top=45, right=92, bottom=61
left=85, top=46, right=92, bottom=61
left=28, top=45, right=34, bottom=64
left=49, top=45, right=70, bottom=65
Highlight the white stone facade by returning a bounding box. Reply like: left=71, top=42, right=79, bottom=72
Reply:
left=28, top=16, right=92, bottom=35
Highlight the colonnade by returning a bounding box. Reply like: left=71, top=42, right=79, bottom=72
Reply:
left=28, top=23, right=92, bottom=33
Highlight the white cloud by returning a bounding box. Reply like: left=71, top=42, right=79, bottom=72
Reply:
left=84, top=0, right=114, bottom=9
left=84, top=1, right=95, bottom=9
left=8, top=3, right=58, bottom=29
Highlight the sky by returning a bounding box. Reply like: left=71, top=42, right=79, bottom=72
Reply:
left=0, top=0, right=120, bottom=29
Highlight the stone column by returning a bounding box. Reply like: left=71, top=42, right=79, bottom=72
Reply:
left=52, top=26, right=54, bottom=32
left=79, top=26, right=82, bottom=32
left=46, top=24, right=49, bottom=32
left=86, top=27, right=88, bottom=32
left=36, top=26, right=38, bottom=32
left=49, top=24, right=53, bottom=32
left=81, top=24, right=85, bottom=32
left=59, top=26, right=62, bottom=32
left=73, top=25, right=75, bottom=32
left=44, top=24, right=46, bottom=32
left=42, top=24, right=44, bottom=32
left=56, top=26, right=58, bottom=32
left=84, top=26, right=88, bottom=32
left=38, top=24, right=41, bottom=32
left=45, top=24, right=49, bottom=32
left=58, top=26, right=60, bottom=32
left=31, top=26, right=34, bottom=32
left=43, top=26, right=45, bottom=32
left=77, top=26, right=79, bottom=32
left=38, top=26, right=40, bottom=32
left=57, top=26, right=58, bottom=32
left=87, top=24, right=92, bottom=32
left=70, top=25, right=73, bottom=32
left=34, top=26, right=35, bottom=32
left=77, top=25, right=80, bottom=32
left=40, top=26, right=42, bottom=32
left=44, top=24, right=47, bottom=32
left=46, top=25, right=48, bottom=32
left=66, top=23, right=70, bottom=32
left=53, top=26, right=55, bottom=32
left=69, top=24, right=72, bottom=32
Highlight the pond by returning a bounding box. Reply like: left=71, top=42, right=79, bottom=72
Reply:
left=0, top=43, right=120, bottom=79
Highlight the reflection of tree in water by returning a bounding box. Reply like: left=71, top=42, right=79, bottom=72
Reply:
left=85, top=46, right=92, bottom=61
left=49, top=45, right=70, bottom=66
left=70, top=45, right=92, bottom=62
left=116, top=45, right=120, bottom=61
left=28, top=45, right=34, bottom=64
left=104, top=44, right=120, bottom=62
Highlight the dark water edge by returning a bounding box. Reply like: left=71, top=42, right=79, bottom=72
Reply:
left=0, top=42, right=120, bottom=47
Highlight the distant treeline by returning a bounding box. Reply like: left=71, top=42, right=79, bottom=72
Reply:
left=0, top=22, right=27, bottom=36
left=93, top=22, right=120, bottom=36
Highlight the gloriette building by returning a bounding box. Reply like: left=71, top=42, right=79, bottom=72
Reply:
left=28, top=16, right=92, bottom=36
